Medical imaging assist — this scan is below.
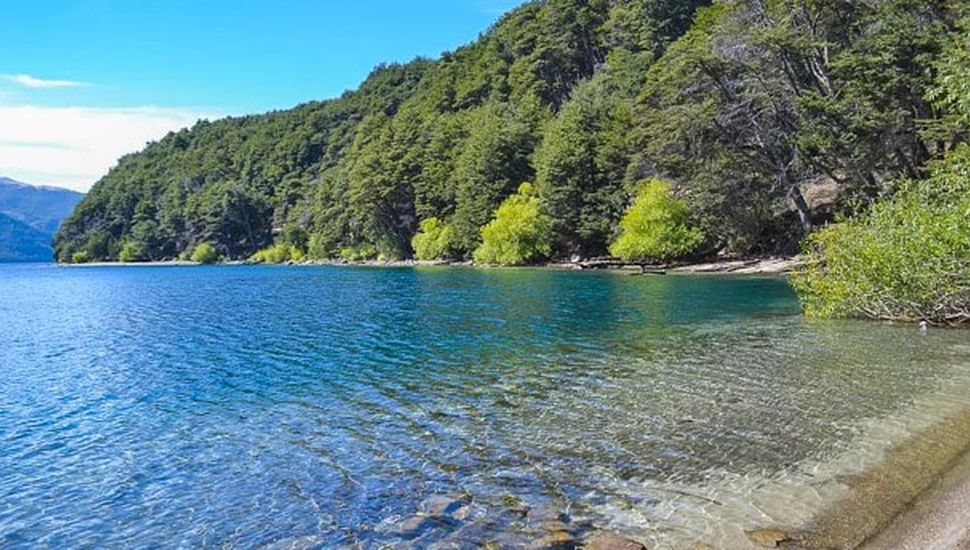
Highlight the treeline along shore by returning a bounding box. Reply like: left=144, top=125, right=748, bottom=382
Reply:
left=54, top=0, right=970, bottom=323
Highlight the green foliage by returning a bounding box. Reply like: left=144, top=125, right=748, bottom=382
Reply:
left=536, top=76, right=631, bottom=256
left=792, top=145, right=970, bottom=324
left=189, top=242, right=219, bottom=264
left=251, top=242, right=305, bottom=264
left=927, top=10, right=970, bottom=139
left=411, top=217, right=456, bottom=260
left=70, top=250, right=90, bottom=264
left=53, top=0, right=967, bottom=265
left=609, top=179, right=704, bottom=261
left=451, top=104, right=537, bottom=253
left=473, top=183, right=551, bottom=265
left=118, top=241, right=145, bottom=263
left=54, top=1, right=711, bottom=263
left=792, top=11, right=970, bottom=325
left=339, top=245, right=379, bottom=262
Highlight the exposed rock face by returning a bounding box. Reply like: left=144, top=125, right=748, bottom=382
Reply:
left=584, top=532, right=648, bottom=550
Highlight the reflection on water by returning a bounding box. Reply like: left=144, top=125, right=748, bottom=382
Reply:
left=0, top=264, right=968, bottom=548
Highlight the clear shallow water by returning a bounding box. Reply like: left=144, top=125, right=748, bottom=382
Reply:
left=1, top=264, right=969, bottom=548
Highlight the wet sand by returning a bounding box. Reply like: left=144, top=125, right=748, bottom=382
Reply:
left=863, top=446, right=970, bottom=549
left=793, top=403, right=970, bottom=549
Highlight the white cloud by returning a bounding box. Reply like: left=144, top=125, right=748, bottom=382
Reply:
left=0, top=105, right=219, bottom=192
left=3, top=73, right=88, bottom=89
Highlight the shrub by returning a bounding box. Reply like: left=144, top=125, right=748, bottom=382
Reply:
left=250, top=242, right=305, bottom=264
left=306, top=234, right=329, bottom=260
left=473, top=183, right=552, bottom=265
left=791, top=146, right=970, bottom=324
left=411, top=217, right=456, bottom=260
left=190, top=242, right=220, bottom=264
left=70, top=250, right=90, bottom=264
left=118, top=241, right=144, bottom=263
left=339, top=245, right=378, bottom=262
left=282, top=225, right=309, bottom=250
left=609, top=179, right=704, bottom=262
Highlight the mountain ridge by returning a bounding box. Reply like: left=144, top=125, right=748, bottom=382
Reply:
left=0, top=177, right=84, bottom=262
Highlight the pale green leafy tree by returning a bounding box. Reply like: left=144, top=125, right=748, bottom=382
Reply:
left=609, top=179, right=704, bottom=262
left=473, top=183, right=552, bottom=265
left=411, top=217, right=456, bottom=260
left=190, top=242, right=220, bottom=264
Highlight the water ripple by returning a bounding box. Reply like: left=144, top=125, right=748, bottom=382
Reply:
left=1, top=265, right=969, bottom=548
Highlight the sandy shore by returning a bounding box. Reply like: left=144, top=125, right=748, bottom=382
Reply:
left=863, top=447, right=970, bottom=549
left=666, top=256, right=805, bottom=275
left=59, top=256, right=805, bottom=275
left=783, top=400, right=970, bottom=549
left=61, top=260, right=201, bottom=267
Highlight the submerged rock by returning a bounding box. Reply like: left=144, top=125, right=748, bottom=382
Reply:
left=430, top=520, right=496, bottom=548
left=392, top=514, right=451, bottom=539
left=744, top=528, right=790, bottom=548
left=419, top=494, right=470, bottom=516
left=584, top=532, right=647, bottom=550
left=530, top=529, right=575, bottom=548
left=541, top=520, right=572, bottom=534
left=526, top=506, right=566, bottom=524
left=258, top=535, right=325, bottom=550
left=451, top=505, right=472, bottom=521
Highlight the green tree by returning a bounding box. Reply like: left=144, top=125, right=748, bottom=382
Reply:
left=792, top=146, right=970, bottom=324
left=609, top=179, right=704, bottom=262
left=118, top=241, right=144, bottom=262
left=792, top=13, right=970, bottom=325
left=536, top=77, right=631, bottom=257
left=926, top=8, right=970, bottom=146
left=70, top=250, right=90, bottom=264
left=411, top=217, right=456, bottom=260
left=451, top=105, right=537, bottom=254
left=250, top=242, right=305, bottom=264
left=190, top=242, right=220, bottom=264
left=473, top=183, right=552, bottom=265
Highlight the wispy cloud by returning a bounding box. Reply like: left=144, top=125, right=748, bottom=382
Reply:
left=0, top=105, right=221, bottom=191
left=3, top=73, right=88, bottom=89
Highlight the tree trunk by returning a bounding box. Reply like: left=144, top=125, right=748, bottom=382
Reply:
left=787, top=185, right=813, bottom=233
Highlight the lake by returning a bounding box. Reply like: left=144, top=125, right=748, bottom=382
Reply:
left=1, top=264, right=969, bottom=548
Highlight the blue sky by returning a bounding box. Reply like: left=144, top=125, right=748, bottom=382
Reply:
left=0, top=0, right=520, bottom=191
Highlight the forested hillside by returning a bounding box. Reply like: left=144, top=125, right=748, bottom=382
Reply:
left=55, top=0, right=967, bottom=265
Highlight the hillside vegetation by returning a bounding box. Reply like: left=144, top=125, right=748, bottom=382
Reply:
left=793, top=9, right=970, bottom=324
left=56, top=0, right=967, bottom=270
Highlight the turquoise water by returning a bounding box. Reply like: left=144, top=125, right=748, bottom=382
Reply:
left=2, top=264, right=969, bottom=548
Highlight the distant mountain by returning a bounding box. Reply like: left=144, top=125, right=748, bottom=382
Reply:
left=0, top=177, right=84, bottom=262
left=0, top=177, right=85, bottom=235
left=0, top=211, right=56, bottom=261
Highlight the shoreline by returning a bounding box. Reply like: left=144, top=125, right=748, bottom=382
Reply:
left=59, top=255, right=805, bottom=275
left=862, top=441, right=970, bottom=549
left=789, top=399, right=970, bottom=549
